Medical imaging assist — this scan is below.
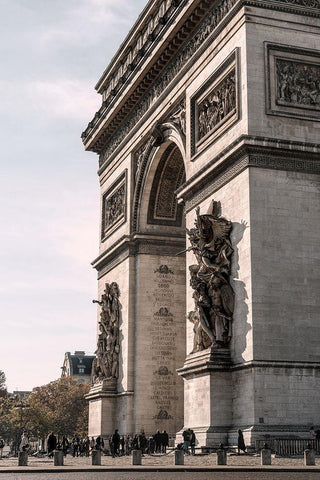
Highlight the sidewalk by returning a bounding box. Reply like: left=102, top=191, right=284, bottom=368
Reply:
left=1, top=452, right=320, bottom=473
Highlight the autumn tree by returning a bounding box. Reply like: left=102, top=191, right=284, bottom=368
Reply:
left=26, top=377, right=90, bottom=439
left=0, top=370, right=7, bottom=397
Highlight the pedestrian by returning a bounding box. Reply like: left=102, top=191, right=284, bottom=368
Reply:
left=62, top=436, right=69, bottom=456
left=161, top=430, right=169, bottom=454
left=190, top=430, right=196, bottom=455
left=0, top=437, right=4, bottom=459
left=182, top=428, right=191, bottom=455
left=139, top=432, right=147, bottom=455
left=95, top=435, right=104, bottom=452
left=112, top=429, right=120, bottom=457
left=310, top=426, right=316, bottom=440
left=237, top=429, right=246, bottom=454
left=47, top=432, right=57, bottom=457
left=84, top=437, right=90, bottom=457
left=19, top=432, right=29, bottom=452
left=154, top=430, right=161, bottom=453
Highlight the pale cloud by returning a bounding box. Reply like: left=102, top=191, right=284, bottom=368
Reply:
left=26, top=79, right=100, bottom=121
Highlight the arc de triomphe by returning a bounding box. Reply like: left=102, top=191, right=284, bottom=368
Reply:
left=83, top=0, right=320, bottom=447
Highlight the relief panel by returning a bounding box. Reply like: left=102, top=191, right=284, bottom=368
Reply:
left=101, top=171, right=127, bottom=240
left=265, top=43, right=320, bottom=121
left=191, top=48, right=240, bottom=157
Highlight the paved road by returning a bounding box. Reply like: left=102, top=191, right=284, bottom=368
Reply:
left=1, top=472, right=319, bottom=480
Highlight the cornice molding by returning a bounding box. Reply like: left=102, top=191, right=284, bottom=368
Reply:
left=82, top=0, right=320, bottom=165
left=177, top=135, right=320, bottom=212
left=92, top=234, right=185, bottom=277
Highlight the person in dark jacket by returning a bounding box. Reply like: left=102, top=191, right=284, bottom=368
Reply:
left=112, top=429, right=120, bottom=457
left=47, top=432, right=57, bottom=457
left=237, top=429, right=246, bottom=454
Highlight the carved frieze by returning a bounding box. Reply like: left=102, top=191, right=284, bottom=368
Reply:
left=266, top=43, right=320, bottom=121
left=191, top=49, right=239, bottom=157
left=91, top=282, right=121, bottom=385
left=101, top=171, right=127, bottom=239
left=97, top=0, right=240, bottom=166
left=183, top=200, right=234, bottom=351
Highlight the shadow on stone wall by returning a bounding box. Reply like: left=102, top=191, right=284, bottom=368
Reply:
left=230, top=220, right=251, bottom=362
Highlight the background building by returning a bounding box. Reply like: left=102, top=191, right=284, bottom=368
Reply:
left=61, top=351, right=94, bottom=384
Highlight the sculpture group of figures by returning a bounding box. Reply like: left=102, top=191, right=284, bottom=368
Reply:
left=91, top=282, right=121, bottom=383
left=105, top=185, right=125, bottom=231
left=277, top=59, right=320, bottom=107
left=198, top=71, right=236, bottom=141
left=186, top=201, right=235, bottom=351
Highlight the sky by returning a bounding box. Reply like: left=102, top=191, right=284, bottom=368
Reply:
left=0, top=0, right=146, bottom=393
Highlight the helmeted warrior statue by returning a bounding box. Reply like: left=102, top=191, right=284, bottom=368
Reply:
left=91, top=282, right=121, bottom=383
left=185, top=200, right=234, bottom=351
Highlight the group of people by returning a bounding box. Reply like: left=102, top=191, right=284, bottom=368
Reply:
left=181, top=428, right=197, bottom=455
left=47, top=432, right=105, bottom=457
left=108, top=429, right=170, bottom=457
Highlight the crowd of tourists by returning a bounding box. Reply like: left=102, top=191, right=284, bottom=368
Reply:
left=3, top=428, right=200, bottom=458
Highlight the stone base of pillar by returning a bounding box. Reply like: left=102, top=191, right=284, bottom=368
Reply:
left=132, top=450, right=142, bottom=465
left=175, top=449, right=184, bottom=465
left=18, top=451, right=28, bottom=466
left=92, top=449, right=101, bottom=465
left=54, top=450, right=64, bottom=466
left=304, top=449, right=315, bottom=466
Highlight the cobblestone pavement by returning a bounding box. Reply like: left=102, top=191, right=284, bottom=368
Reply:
left=0, top=472, right=320, bottom=480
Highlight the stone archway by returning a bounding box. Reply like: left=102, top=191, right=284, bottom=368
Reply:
left=131, top=136, right=187, bottom=435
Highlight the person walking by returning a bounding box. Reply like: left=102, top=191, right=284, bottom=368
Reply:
left=47, top=432, right=57, bottom=457
left=111, top=429, right=120, bottom=457
left=0, top=438, right=4, bottom=459
left=237, top=429, right=246, bottom=454
left=190, top=430, right=196, bottom=455
left=182, top=428, right=191, bottom=455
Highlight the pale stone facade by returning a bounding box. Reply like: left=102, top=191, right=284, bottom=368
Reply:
left=83, top=0, right=320, bottom=446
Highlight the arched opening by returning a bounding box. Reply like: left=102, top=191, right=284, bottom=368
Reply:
left=147, top=143, right=185, bottom=227
left=132, top=139, right=187, bottom=435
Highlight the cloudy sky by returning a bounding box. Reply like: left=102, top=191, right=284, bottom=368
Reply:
left=0, top=0, right=146, bottom=392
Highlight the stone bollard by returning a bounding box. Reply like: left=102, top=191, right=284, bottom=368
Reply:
left=54, top=450, right=64, bottom=466
left=18, top=451, right=28, bottom=466
left=261, top=447, right=271, bottom=465
left=304, top=448, right=315, bottom=466
left=132, top=449, right=142, bottom=465
left=175, top=449, right=184, bottom=465
left=92, top=449, right=101, bottom=465
left=216, top=445, right=227, bottom=465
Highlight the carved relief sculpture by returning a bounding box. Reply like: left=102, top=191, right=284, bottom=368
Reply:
left=276, top=58, right=320, bottom=109
left=185, top=200, right=234, bottom=351
left=197, top=69, right=236, bottom=141
left=91, top=282, right=121, bottom=383
left=102, top=172, right=127, bottom=238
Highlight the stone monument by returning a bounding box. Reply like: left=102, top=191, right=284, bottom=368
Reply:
left=83, top=0, right=320, bottom=446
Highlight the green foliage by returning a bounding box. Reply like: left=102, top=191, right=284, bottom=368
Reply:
left=0, top=377, right=90, bottom=441
left=0, top=370, right=7, bottom=397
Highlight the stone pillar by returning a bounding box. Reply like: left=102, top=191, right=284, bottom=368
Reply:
left=92, top=449, right=101, bottom=465
left=304, top=448, right=315, bottom=466
left=261, top=447, right=271, bottom=465
left=18, top=451, right=28, bottom=466
left=132, top=450, right=142, bottom=465
left=54, top=450, right=64, bottom=466
left=175, top=449, right=184, bottom=465
left=216, top=446, right=227, bottom=465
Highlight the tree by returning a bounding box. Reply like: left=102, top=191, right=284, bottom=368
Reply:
left=26, top=377, right=90, bottom=439
left=0, top=370, right=7, bottom=397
